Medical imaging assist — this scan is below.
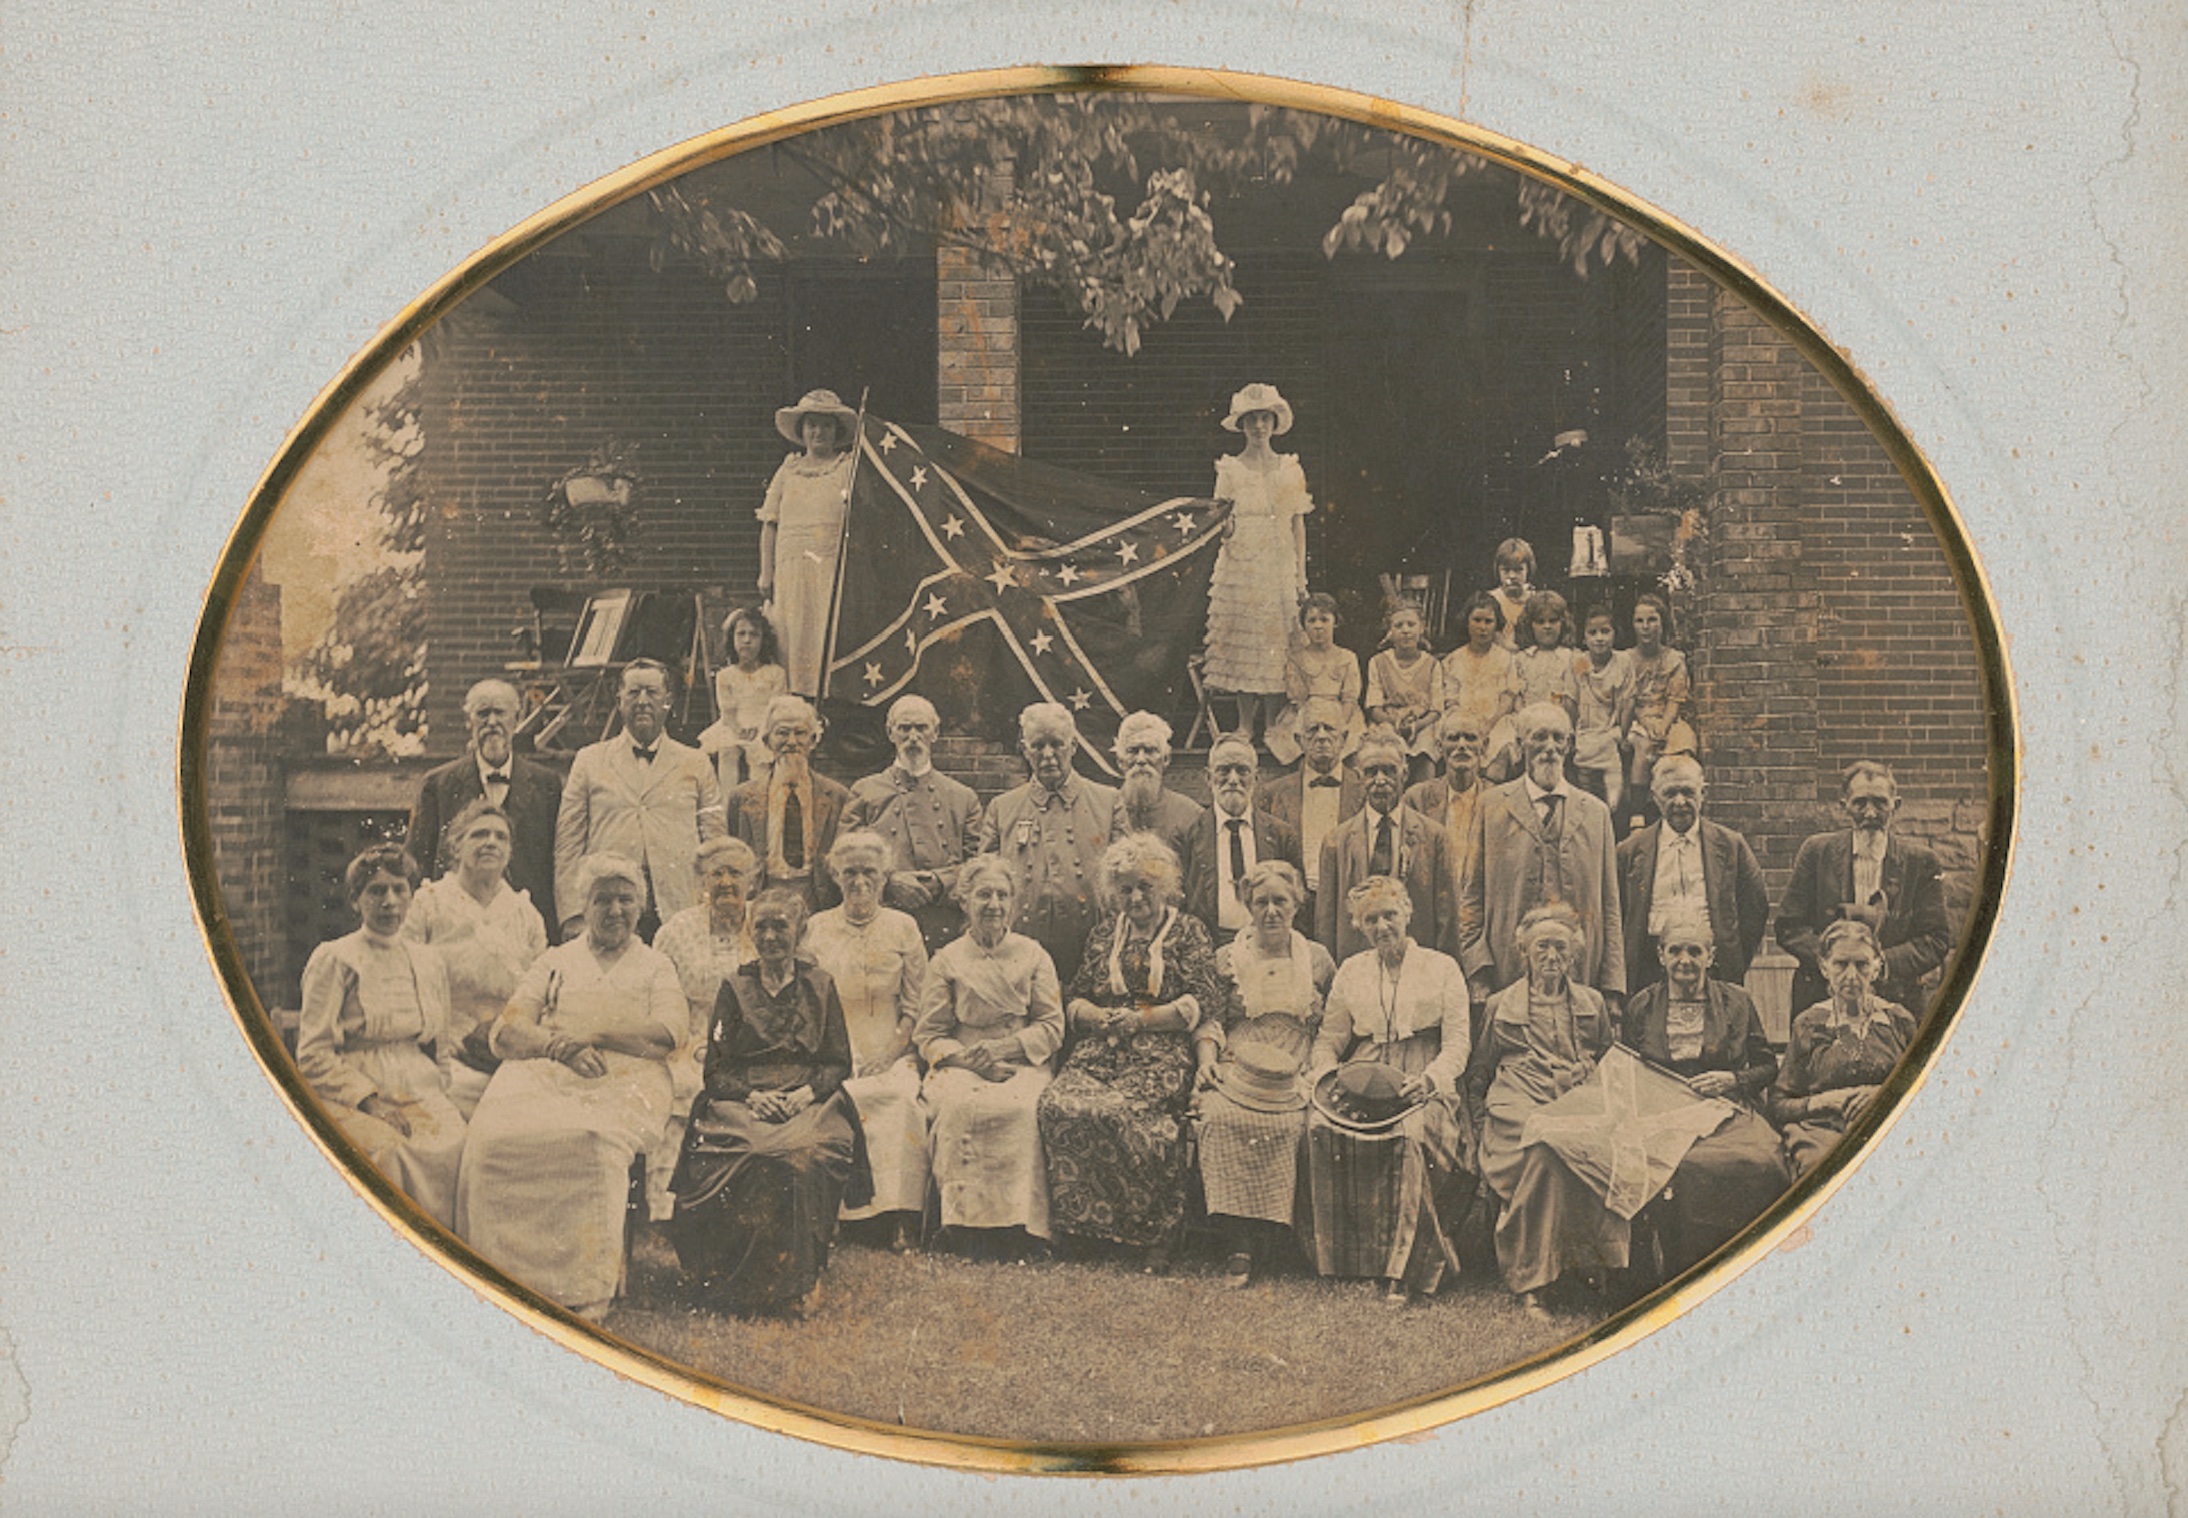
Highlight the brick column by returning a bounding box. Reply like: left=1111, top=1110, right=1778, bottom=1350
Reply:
left=1692, top=288, right=1825, bottom=894
left=936, top=168, right=1020, bottom=452
left=1663, top=264, right=1713, bottom=476
left=205, top=561, right=291, bottom=999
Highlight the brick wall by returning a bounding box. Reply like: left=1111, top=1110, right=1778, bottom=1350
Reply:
left=203, top=562, right=289, bottom=998
left=937, top=166, right=1021, bottom=452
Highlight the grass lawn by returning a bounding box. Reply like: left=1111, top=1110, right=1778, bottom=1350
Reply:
left=604, top=1229, right=1599, bottom=1445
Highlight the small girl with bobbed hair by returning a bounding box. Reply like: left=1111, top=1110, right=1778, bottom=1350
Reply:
left=1488, top=588, right=1582, bottom=779
left=1267, top=592, right=1364, bottom=766
left=1364, top=597, right=1444, bottom=784
left=1439, top=591, right=1518, bottom=770
left=1625, top=592, right=1696, bottom=805
left=1487, top=537, right=1537, bottom=651
left=700, top=605, right=789, bottom=794
left=1571, top=603, right=1635, bottom=813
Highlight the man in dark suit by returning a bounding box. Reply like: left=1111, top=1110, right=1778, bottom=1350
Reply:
left=1776, top=760, right=1951, bottom=1015
left=723, top=695, right=850, bottom=913
left=1182, top=734, right=1300, bottom=942
left=1258, top=696, right=1364, bottom=925
left=1616, top=755, right=1770, bottom=993
left=408, top=678, right=564, bottom=928
left=1317, top=728, right=1458, bottom=961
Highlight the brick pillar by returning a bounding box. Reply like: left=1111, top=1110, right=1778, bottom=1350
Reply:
left=1693, top=288, right=1825, bottom=895
left=1664, top=264, right=1713, bottom=476
left=205, top=561, right=291, bottom=1000
left=936, top=168, right=1020, bottom=452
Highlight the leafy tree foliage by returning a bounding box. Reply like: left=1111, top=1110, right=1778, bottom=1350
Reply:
left=650, top=95, right=1646, bottom=354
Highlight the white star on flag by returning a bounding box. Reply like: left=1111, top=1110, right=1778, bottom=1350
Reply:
left=909, top=465, right=929, bottom=490
left=878, top=433, right=897, bottom=453
left=864, top=662, right=885, bottom=688
left=1054, top=562, right=1081, bottom=586
left=924, top=592, right=949, bottom=620
left=985, top=563, right=1017, bottom=594
left=941, top=515, right=965, bottom=539
left=1069, top=688, right=1093, bottom=711
left=1171, top=510, right=1196, bottom=534
left=1030, top=628, right=1055, bottom=655
left=1117, top=541, right=1139, bottom=566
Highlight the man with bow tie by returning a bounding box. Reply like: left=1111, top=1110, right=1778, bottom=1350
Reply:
left=1615, top=755, right=1770, bottom=994
left=1316, top=726, right=1457, bottom=961
left=553, top=659, right=725, bottom=940
left=409, top=678, right=565, bottom=933
left=1256, top=696, right=1365, bottom=925
left=1460, top=702, right=1625, bottom=1008
left=723, top=695, right=850, bottom=913
left=840, top=693, right=982, bottom=951
left=1776, top=760, right=1950, bottom=1015
left=1182, top=735, right=1300, bottom=944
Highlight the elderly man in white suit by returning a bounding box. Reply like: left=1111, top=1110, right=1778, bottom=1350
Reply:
left=553, top=659, right=725, bottom=939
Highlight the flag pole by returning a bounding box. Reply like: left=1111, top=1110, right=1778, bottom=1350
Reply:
left=815, top=385, right=872, bottom=703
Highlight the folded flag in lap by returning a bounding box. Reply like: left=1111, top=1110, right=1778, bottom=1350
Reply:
left=1519, top=1045, right=1735, bottom=1219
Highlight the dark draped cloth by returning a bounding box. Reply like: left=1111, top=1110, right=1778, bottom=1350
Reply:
left=1037, top=910, right=1228, bottom=1247
left=671, top=958, right=871, bottom=1310
left=1767, top=996, right=1917, bottom=1179
left=1623, top=980, right=1792, bottom=1277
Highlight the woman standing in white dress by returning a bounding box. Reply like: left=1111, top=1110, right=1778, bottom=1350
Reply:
left=1202, top=382, right=1312, bottom=744
left=756, top=388, right=859, bottom=697
left=802, top=830, right=930, bottom=1251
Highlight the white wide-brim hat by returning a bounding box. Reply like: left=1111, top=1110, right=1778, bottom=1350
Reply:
left=1222, top=382, right=1294, bottom=436
left=775, top=388, right=860, bottom=446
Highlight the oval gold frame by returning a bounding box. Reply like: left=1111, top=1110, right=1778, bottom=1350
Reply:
left=179, top=63, right=2018, bottom=1476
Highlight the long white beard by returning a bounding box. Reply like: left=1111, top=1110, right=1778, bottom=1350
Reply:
left=1121, top=772, right=1162, bottom=810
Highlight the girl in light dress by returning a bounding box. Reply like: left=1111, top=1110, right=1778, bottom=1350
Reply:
left=1571, top=604, right=1636, bottom=814
left=1488, top=537, right=1537, bottom=651
left=1625, top=592, right=1696, bottom=812
left=1489, top=589, right=1582, bottom=779
left=699, top=605, right=789, bottom=795
left=1365, top=598, right=1445, bottom=786
left=1201, top=382, right=1313, bottom=745
left=1268, top=593, right=1364, bottom=767
left=1439, top=591, right=1518, bottom=778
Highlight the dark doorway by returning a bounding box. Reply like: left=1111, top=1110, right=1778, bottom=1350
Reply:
left=789, top=261, right=939, bottom=424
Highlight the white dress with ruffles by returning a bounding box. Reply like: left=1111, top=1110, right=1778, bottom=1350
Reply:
left=1202, top=453, right=1311, bottom=693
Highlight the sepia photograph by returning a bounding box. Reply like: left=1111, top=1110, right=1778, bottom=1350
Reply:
left=186, top=75, right=2012, bottom=1460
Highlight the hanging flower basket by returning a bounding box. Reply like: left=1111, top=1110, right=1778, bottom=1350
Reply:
left=543, top=445, right=643, bottom=578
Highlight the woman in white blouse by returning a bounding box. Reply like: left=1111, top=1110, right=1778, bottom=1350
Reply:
left=648, top=835, right=760, bottom=1223
left=1304, top=875, right=1477, bottom=1304
left=402, top=799, right=548, bottom=1117
left=802, top=830, right=930, bottom=1250
left=455, top=853, right=684, bottom=1320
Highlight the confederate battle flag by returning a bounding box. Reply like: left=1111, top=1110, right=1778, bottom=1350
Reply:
left=822, top=420, right=1230, bottom=777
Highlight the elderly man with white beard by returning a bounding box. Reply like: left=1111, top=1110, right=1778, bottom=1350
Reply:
left=723, top=695, right=850, bottom=913
left=1181, top=734, right=1302, bottom=944
left=978, top=702, right=1127, bottom=984
left=1112, top=711, right=1205, bottom=867
left=841, top=693, right=984, bottom=953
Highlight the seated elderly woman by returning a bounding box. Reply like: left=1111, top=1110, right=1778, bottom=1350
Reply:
left=1304, top=875, right=1475, bottom=1304
left=650, top=836, right=761, bottom=1223
left=1622, top=910, right=1791, bottom=1280
left=1766, top=917, right=1918, bottom=1179
left=1038, top=833, right=1226, bottom=1266
left=913, top=857, right=1066, bottom=1257
left=454, top=853, right=683, bottom=1321
left=402, top=799, right=549, bottom=1118
left=670, top=888, right=871, bottom=1318
left=1194, top=859, right=1334, bottom=1287
left=1467, top=901, right=1621, bottom=1318
left=802, top=830, right=930, bottom=1252
left=297, top=844, right=467, bottom=1227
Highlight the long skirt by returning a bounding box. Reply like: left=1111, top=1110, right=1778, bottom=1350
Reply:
left=1195, top=1092, right=1308, bottom=1226
left=841, top=1055, right=929, bottom=1220
left=325, top=1041, right=467, bottom=1228
left=1037, top=1031, right=1196, bottom=1248
left=773, top=523, right=842, bottom=697
left=1781, top=1115, right=1851, bottom=1181
left=1303, top=1096, right=1474, bottom=1292
left=924, top=1064, right=1053, bottom=1238
left=1480, top=1074, right=1627, bottom=1294
left=455, top=1054, right=671, bottom=1318
left=671, top=1092, right=861, bottom=1311
left=1652, top=1108, right=1793, bottom=1278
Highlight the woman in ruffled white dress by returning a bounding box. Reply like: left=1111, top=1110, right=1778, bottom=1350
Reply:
left=297, top=844, right=468, bottom=1228
left=402, top=798, right=548, bottom=1117
left=757, top=388, right=860, bottom=697
left=1202, top=382, right=1311, bottom=744
left=802, top=830, right=930, bottom=1251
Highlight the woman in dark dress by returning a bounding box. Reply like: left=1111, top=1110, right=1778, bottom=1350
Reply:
left=670, top=887, right=871, bottom=1318
left=1622, top=911, right=1792, bottom=1279
left=1037, top=834, right=1227, bottom=1265
left=1767, top=917, right=1917, bottom=1180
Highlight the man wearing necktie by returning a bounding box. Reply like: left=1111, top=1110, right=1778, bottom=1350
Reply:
left=1182, top=735, right=1300, bottom=943
left=841, top=693, right=983, bottom=952
left=553, top=659, right=726, bottom=939
left=1255, top=696, right=1365, bottom=924
left=1315, top=727, right=1457, bottom=962
left=409, top=678, right=565, bottom=933
left=1460, top=702, right=1624, bottom=1010
left=1405, top=709, right=1491, bottom=909
left=724, top=695, right=850, bottom=914
left=1776, top=760, right=1950, bottom=1016
left=1615, top=755, right=1770, bottom=993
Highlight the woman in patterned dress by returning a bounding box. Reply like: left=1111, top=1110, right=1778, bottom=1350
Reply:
left=296, top=844, right=467, bottom=1228
left=1766, top=917, right=1917, bottom=1179
left=649, top=836, right=759, bottom=1222
left=1201, top=382, right=1312, bottom=745
left=1038, top=834, right=1228, bottom=1266
left=1194, top=859, right=1334, bottom=1286
left=401, top=799, right=548, bottom=1118
left=1304, top=875, right=1476, bottom=1304
left=802, top=830, right=930, bottom=1251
